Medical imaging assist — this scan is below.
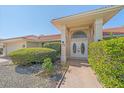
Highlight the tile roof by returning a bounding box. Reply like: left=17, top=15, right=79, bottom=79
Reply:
left=103, top=27, right=124, bottom=34
left=39, top=34, right=60, bottom=42
left=22, top=35, right=39, bottom=40
left=2, top=26, right=124, bottom=42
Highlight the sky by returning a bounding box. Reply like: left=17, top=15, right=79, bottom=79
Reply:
left=0, top=5, right=124, bottom=39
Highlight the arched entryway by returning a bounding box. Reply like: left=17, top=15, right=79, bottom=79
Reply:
left=70, top=31, right=88, bottom=59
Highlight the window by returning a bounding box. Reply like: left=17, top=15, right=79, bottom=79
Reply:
left=81, top=43, right=85, bottom=54
left=72, top=31, right=87, bottom=39
left=73, top=43, right=76, bottom=53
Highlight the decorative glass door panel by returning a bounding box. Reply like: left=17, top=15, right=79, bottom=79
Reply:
left=71, top=39, right=87, bottom=58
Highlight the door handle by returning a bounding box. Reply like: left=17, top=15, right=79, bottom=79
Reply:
left=77, top=48, right=80, bottom=52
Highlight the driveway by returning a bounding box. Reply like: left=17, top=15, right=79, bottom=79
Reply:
left=0, top=57, right=11, bottom=63
left=0, top=57, right=57, bottom=88
left=60, top=59, right=102, bottom=88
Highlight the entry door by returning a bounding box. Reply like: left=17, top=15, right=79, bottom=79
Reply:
left=71, top=39, right=88, bottom=59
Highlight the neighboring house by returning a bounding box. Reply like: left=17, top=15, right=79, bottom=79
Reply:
left=103, top=26, right=124, bottom=38
left=52, top=6, right=124, bottom=62
left=0, top=35, right=42, bottom=56
left=0, top=34, right=60, bottom=56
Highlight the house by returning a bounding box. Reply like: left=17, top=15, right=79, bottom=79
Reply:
left=0, top=26, right=124, bottom=57
left=52, top=6, right=124, bottom=62
left=1, top=26, right=124, bottom=56
left=0, top=6, right=124, bottom=58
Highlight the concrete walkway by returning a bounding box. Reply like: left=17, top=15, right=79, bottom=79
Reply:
left=60, top=59, right=102, bottom=88
left=0, top=57, right=11, bottom=63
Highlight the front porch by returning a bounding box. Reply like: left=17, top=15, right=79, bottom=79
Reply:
left=52, top=6, right=123, bottom=63
left=58, top=18, right=103, bottom=62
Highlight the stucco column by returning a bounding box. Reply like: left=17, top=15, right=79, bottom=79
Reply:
left=94, top=18, right=103, bottom=41
left=61, top=25, right=67, bottom=63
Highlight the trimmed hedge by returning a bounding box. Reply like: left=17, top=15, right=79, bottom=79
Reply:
left=9, top=48, right=57, bottom=65
left=43, top=42, right=61, bottom=57
left=89, top=37, right=124, bottom=88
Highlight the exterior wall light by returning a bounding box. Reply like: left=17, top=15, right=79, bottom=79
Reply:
left=61, top=41, right=64, bottom=44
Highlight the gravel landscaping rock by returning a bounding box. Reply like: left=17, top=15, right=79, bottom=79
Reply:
left=15, top=64, right=42, bottom=75
left=0, top=57, right=62, bottom=88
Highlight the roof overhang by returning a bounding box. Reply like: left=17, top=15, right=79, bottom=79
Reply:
left=52, top=6, right=124, bottom=32
left=1, top=38, right=24, bottom=43
left=1, top=38, right=42, bottom=43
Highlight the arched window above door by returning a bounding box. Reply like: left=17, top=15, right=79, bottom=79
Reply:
left=71, top=31, right=87, bottom=39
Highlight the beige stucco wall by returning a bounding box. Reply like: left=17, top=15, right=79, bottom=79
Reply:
left=3, top=40, right=43, bottom=56
left=61, top=26, right=67, bottom=62
left=94, top=18, right=103, bottom=41
left=4, top=40, right=26, bottom=55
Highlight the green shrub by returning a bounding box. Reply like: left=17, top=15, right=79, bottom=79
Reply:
left=42, top=58, right=54, bottom=76
left=43, top=42, right=61, bottom=57
left=9, top=48, right=57, bottom=65
left=89, top=37, right=124, bottom=88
